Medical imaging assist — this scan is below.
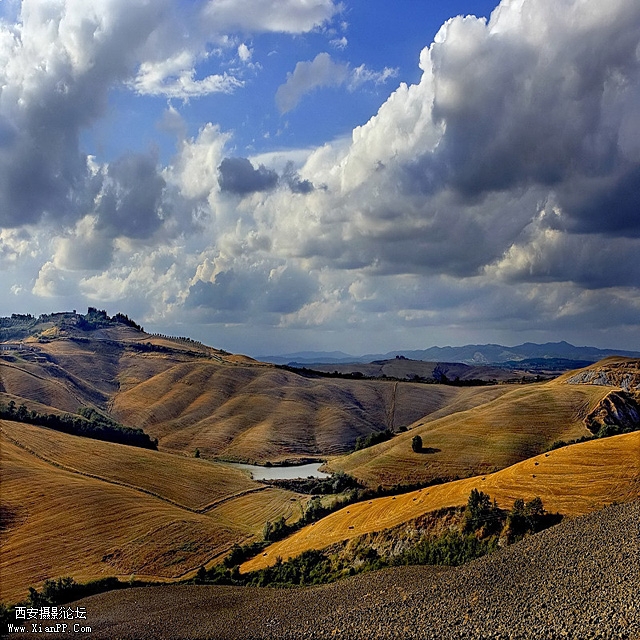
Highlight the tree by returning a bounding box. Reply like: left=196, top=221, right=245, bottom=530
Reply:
left=412, top=435, right=423, bottom=453
left=464, top=489, right=494, bottom=532
left=194, top=448, right=200, bottom=458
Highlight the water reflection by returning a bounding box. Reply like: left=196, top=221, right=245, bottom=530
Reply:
left=225, top=462, right=330, bottom=481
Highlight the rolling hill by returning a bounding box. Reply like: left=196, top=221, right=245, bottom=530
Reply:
left=241, top=430, right=640, bottom=573
left=325, top=372, right=624, bottom=487
left=2, top=310, right=639, bottom=611
left=0, top=419, right=308, bottom=603
left=1, top=310, right=517, bottom=463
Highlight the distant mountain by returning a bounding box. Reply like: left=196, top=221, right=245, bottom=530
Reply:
left=254, top=351, right=361, bottom=365
left=258, top=341, right=640, bottom=366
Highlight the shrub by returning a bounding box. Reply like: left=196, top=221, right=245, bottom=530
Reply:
left=411, top=435, right=423, bottom=453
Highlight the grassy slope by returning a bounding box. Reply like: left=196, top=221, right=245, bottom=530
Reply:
left=112, top=358, right=509, bottom=462
left=0, top=420, right=258, bottom=510
left=0, top=420, right=307, bottom=603
left=241, top=431, right=640, bottom=572
left=327, top=379, right=610, bottom=487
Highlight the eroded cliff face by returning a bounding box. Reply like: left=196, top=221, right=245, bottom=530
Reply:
left=565, top=359, right=640, bottom=435
left=584, top=390, right=640, bottom=435
left=566, top=359, right=640, bottom=391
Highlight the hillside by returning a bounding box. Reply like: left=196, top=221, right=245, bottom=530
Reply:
left=26, top=501, right=639, bottom=639
left=242, top=431, right=640, bottom=572
left=287, top=358, right=527, bottom=382
left=326, top=375, right=612, bottom=487
left=2, top=311, right=639, bottom=610
left=112, top=361, right=516, bottom=462
left=0, top=420, right=308, bottom=603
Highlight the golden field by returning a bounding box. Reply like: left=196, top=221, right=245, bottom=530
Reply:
left=2, top=319, right=639, bottom=610
left=327, top=378, right=611, bottom=487
left=242, top=430, right=640, bottom=573
left=0, top=420, right=308, bottom=603
left=1, top=331, right=513, bottom=463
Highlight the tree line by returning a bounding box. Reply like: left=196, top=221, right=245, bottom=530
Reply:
left=0, top=402, right=157, bottom=450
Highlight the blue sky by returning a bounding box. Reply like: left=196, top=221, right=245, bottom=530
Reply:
left=1, top=0, right=640, bottom=356
left=80, top=1, right=499, bottom=163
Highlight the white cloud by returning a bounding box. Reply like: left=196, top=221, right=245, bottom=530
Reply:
left=348, top=64, right=398, bottom=89
left=131, top=53, right=244, bottom=98
left=276, top=53, right=399, bottom=113
left=330, top=36, right=347, bottom=49
left=201, top=0, right=339, bottom=34
left=3, top=0, right=640, bottom=351
left=276, top=52, right=349, bottom=113
left=238, top=42, right=252, bottom=62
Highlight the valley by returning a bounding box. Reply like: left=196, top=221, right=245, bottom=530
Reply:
left=1, top=310, right=639, bottom=637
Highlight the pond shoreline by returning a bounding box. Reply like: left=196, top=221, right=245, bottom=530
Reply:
left=222, top=460, right=332, bottom=481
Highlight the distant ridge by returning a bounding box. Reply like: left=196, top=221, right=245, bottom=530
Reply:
left=257, top=341, right=640, bottom=366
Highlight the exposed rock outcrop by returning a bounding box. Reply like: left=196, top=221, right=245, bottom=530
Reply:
left=584, top=390, right=640, bottom=435
left=566, top=358, right=640, bottom=390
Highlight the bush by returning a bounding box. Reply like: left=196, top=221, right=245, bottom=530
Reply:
left=505, top=496, right=547, bottom=541
left=411, top=435, right=423, bottom=453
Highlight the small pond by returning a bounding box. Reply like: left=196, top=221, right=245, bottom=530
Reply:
left=225, top=461, right=331, bottom=481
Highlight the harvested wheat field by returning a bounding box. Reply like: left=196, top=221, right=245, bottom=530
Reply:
left=328, top=379, right=612, bottom=487
left=0, top=420, right=307, bottom=603
left=242, top=431, right=640, bottom=572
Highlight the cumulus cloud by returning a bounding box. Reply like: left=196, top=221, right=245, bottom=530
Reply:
left=186, top=263, right=318, bottom=322
left=0, top=0, right=170, bottom=227
left=238, top=43, right=252, bottom=63
left=131, top=54, right=243, bottom=98
left=94, top=153, right=167, bottom=239
left=0, top=0, right=341, bottom=228
left=2, top=0, right=640, bottom=350
left=288, top=0, right=640, bottom=283
left=276, top=52, right=349, bottom=113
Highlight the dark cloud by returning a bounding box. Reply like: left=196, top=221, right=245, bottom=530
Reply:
left=186, top=265, right=317, bottom=320
left=218, top=157, right=279, bottom=195
left=555, top=165, right=640, bottom=237
left=0, top=1, right=169, bottom=228
left=264, top=267, right=316, bottom=313
left=96, top=154, right=166, bottom=239
left=426, top=4, right=640, bottom=206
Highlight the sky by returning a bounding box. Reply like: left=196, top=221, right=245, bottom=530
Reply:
left=1, top=0, right=639, bottom=357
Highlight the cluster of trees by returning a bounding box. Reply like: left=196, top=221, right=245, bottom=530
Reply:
left=25, top=577, right=123, bottom=608
left=354, top=429, right=394, bottom=451
left=127, top=341, right=172, bottom=354
left=112, top=313, right=144, bottom=332
left=1, top=576, right=144, bottom=627
left=0, top=402, right=158, bottom=450
left=431, top=365, right=495, bottom=386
